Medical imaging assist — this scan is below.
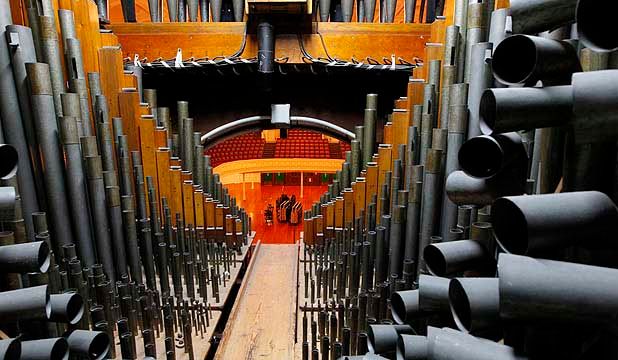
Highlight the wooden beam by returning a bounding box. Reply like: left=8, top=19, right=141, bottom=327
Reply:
left=106, top=23, right=431, bottom=63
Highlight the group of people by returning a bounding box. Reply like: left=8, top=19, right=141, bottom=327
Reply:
left=264, top=193, right=302, bottom=225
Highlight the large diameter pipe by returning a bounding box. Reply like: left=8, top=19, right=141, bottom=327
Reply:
left=429, top=327, right=526, bottom=360
left=0, top=285, right=50, bottom=322
left=509, top=0, right=577, bottom=35
left=479, top=86, right=572, bottom=136
left=0, top=240, right=50, bottom=273
left=367, top=324, right=415, bottom=355
left=390, top=275, right=450, bottom=324
left=498, top=253, right=618, bottom=325
left=492, top=35, right=581, bottom=87
left=423, top=240, right=490, bottom=277
left=492, top=191, right=618, bottom=255
left=445, top=170, right=525, bottom=206
left=66, top=330, right=111, bottom=360
left=1, top=18, right=39, bottom=242
left=48, top=292, right=84, bottom=324
left=59, top=116, right=96, bottom=267
left=458, top=132, right=527, bottom=180
left=0, top=186, right=16, bottom=222
left=20, top=338, right=69, bottom=360
left=576, top=0, right=618, bottom=52
left=27, top=63, right=75, bottom=251
left=448, top=278, right=500, bottom=334
left=466, top=42, right=493, bottom=139
left=0, top=338, right=20, bottom=360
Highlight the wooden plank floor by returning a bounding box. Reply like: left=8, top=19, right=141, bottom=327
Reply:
left=215, top=244, right=300, bottom=359
left=225, top=184, right=327, bottom=244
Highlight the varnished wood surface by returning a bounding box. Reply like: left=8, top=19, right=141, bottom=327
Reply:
left=225, top=183, right=328, bottom=244
left=215, top=243, right=299, bottom=360
left=106, top=22, right=432, bottom=63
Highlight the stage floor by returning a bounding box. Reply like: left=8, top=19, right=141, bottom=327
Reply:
left=225, top=184, right=327, bottom=244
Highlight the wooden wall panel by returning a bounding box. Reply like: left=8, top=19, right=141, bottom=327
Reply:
left=98, top=46, right=124, bottom=118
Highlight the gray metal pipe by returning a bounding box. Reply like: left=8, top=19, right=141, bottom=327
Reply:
left=105, top=185, right=128, bottom=279
left=20, top=338, right=68, bottom=360
left=0, top=338, right=20, bottom=360
left=463, top=3, right=486, bottom=84
left=458, top=132, right=527, bottom=180
left=210, top=0, right=221, bottom=21
left=404, top=176, right=422, bottom=266
left=492, top=35, right=581, bottom=87
left=0, top=240, right=49, bottom=273
left=453, top=0, right=468, bottom=83
left=66, top=330, right=111, bottom=360
left=390, top=275, right=450, bottom=324
left=440, top=101, right=468, bottom=239
left=577, top=0, right=618, bottom=52
left=388, top=205, right=406, bottom=278
left=492, top=191, right=618, bottom=256
left=182, top=117, right=194, bottom=171
left=448, top=277, right=500, bottom=334
left=429, top=327, right=526, bottom=360
left=1, top=20, right=40, bottom=242
left=39, top=15, right=65, bottom=117
left=59, top=116, right=96, bottom=267
left=48, top=292, right=84, bottom=324
left=200, top=0, right=209, bottom=21
left=423, top=240, right=490, bottom=277
left=367, top=324, right=414, bottom=355
left=363, top=109, right=376, bottom=170
left=363, top=0, right=376, bottom=22
left=27, top=63, right=74, bottom=252
left=466, top=42, right=493, bottom=140
left=418, top=149, right=442, bottom=273
left=445, top=170, right=525, bottom=206
left=509, top=0, right=577, bottom=35
left=487, top=8, right=509, bottom=49
left=83, top=153, right=116, bottom=285
left=479, top=86, right=572, bottom=135
left=498, top=253, right=618, bottom=325
left=0, top=284, right=50, bottom=322
left=397, top=334, right=427, bottom=360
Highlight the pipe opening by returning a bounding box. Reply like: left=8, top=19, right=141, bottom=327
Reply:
left=396, top=337, right=406, bottom=360
left=65, top=295, right=85, bottom=325
left=87, top=332, right=111, bottom=360
left=50, top=340, right=69, bottom=360
left=449, top=279, right=472, bottom=332
left=0, top=145, right=18, bottom=180
left=492, top=35, right=537, bottom=85
left=459, top=136, right=503, bottom=178
left=390, top=292, right=409, bottom=324
left=493, top=198, right=528, bottom=254
left=2, top=339, right=20, bottom=360
left=577, top=0, right=618, bottom=51
left=38, top=241, right=51, bottom=273
left=366, top=327, right=377, bottom=353
left=479, top=90, right=497, bottom=135
left=424, top=245, right=447, bottom=277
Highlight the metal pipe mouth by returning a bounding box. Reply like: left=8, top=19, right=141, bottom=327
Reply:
left=38, top=241, right=51, bottom=273
left=448, top=279, right=472, bottom=332
left=0, top=145, right=18, bottom=180
left=0, top=338, right=21, bottom=360
left=458, top=136, right=504, bottom=178
left=492, top=198, right=528, bottom=254
left=577, top=0, right=618, bottom=52
left=390, top=291, right=416, bottom=325
left=492, top=35, right=537, bottom=85
left=50, top=339, right=69, bottom=360
left=85, top=332, right=110, bottom=360
left=478, top=90, right=498, bottom=135
left=66, top=294, right=85, bottom=325
left=424, top=245, right=448, bottom=277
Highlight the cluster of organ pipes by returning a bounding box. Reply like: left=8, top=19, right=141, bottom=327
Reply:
left=0, top=0, right=253, bottom=358
left=298, top=0, right=618, bottom=358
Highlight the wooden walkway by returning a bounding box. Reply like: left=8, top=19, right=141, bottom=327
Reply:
left=215, top=244, right=300, bottom=360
